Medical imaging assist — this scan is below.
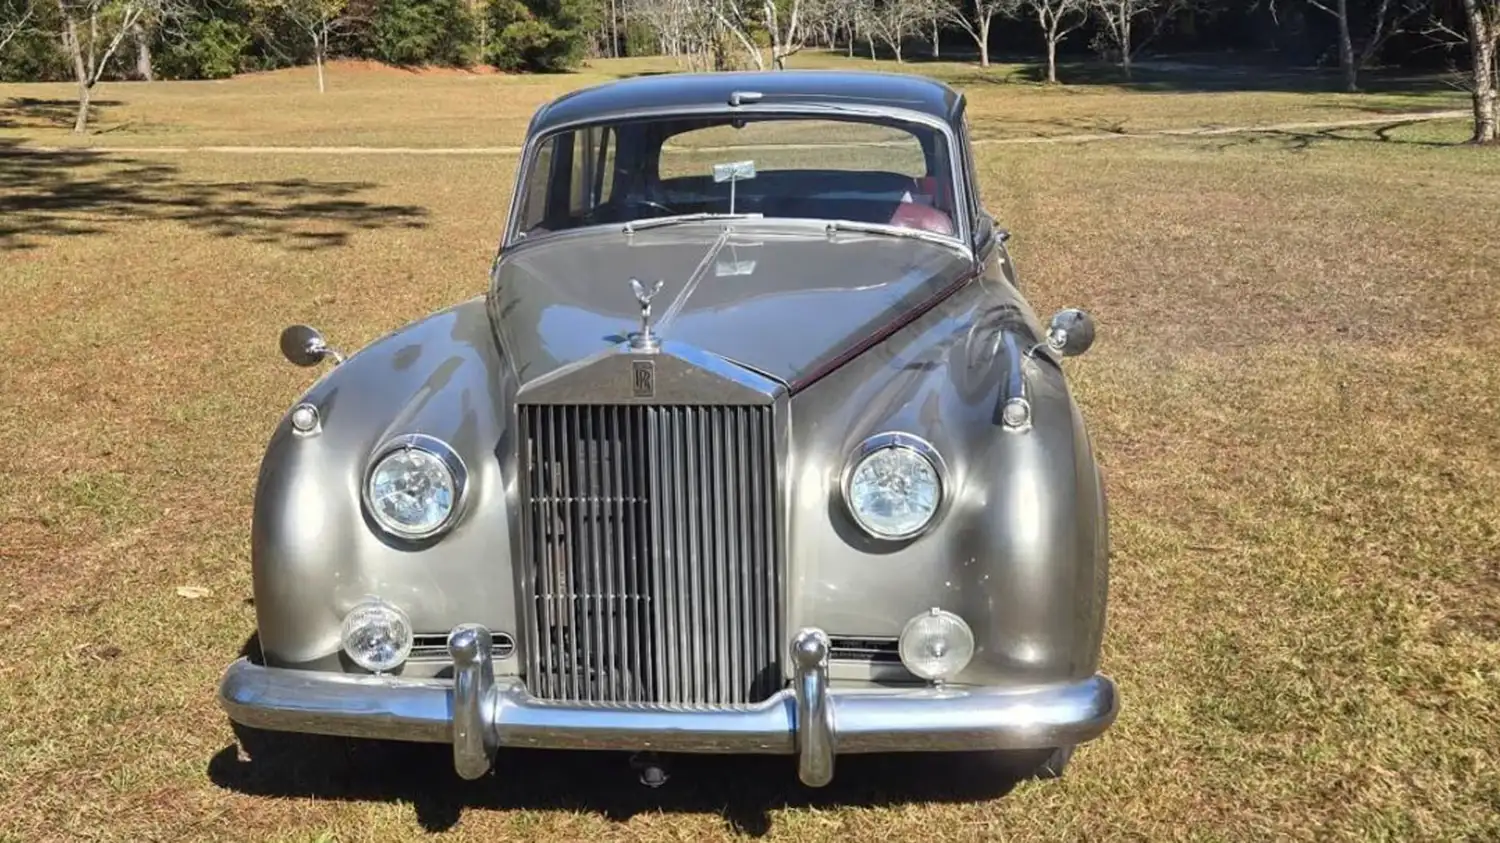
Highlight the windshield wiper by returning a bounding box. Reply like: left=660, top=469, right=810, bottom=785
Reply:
left=824, top=219, right=963, bottom=250
left=622, top=212, right=761, bottom=234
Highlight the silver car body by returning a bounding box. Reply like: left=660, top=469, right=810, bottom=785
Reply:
left=219, top=70, right=1117, bottom=787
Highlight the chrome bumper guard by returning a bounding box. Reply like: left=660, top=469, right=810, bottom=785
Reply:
left=220, top=626, right=1118, bottom=787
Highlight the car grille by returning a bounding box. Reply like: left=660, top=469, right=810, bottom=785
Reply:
left=518, top=403, right=782, bottom=707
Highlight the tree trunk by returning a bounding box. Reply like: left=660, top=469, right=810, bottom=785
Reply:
left=1463, top=0, right=1498, bottom=143
left=1046, top=35, right=1058, bottom=83
left=74, top=80, right=91, bottom=133
left=63, top=15, right=92, bottom=134
left=868, top=33, right=875, bottom=60
left=979, top=17, right=990, bottom=67
left=1336, top=0, right=1357, bottom=91
left=610, top=0, right=619, bottom=57
left=134, top=23, right=153, bottom=81
left=1120, top=18, right=1132, bottom=78
left=931, top=17, right=939, bottom=57
left=315, top=50, right=325, bottom=92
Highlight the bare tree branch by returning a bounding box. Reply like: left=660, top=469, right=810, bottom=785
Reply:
left=1022, top=0, right=1086, bottom=81
left=0, top=0, right=36, bottom=53
left=942, top=0, right=1020, bottom=67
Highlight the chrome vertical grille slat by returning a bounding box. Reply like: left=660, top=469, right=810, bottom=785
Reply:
left=520, top=403, right=781, bottom=707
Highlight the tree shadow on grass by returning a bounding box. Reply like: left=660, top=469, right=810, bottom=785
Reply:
left=1004, top=59, right=1460, bottom=97
left=1201, top=119, right=1460, bottom=152
left=209, top=639, right=1042, bottom=837
left=0, top=97, right=123, bottom=131
left=0, top=138, right=428, bottom=251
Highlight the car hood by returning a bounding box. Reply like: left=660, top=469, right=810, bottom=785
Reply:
left=489, top=222, right=974, bottom=389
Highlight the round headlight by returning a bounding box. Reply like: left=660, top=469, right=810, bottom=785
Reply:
left=899, top=608, right=975, bottom=682
left=341, top=599, right=413, bottom=673
left=843, top=433, right=946, bottom=540
left=364, top=434, right=466, bottom=540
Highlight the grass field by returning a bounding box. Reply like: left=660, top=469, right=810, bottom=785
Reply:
left=2, top=53, right=1498, bottom=842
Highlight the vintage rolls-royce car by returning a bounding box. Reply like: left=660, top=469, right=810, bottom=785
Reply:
left=219, top=70, right=1117, bottom=788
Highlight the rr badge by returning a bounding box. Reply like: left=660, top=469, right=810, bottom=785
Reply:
left=632, top=360, right=655, bottom=398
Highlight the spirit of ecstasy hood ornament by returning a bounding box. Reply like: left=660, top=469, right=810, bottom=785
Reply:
left=629, top=278, right=665, bottom=350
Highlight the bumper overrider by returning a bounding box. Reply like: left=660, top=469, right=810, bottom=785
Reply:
left=219, top=625, right=1118, bottom=786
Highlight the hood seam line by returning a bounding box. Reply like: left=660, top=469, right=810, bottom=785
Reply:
left=652, top=227, right=732, bottom=336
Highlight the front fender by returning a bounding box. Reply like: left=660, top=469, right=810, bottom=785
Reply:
left=788, top=272, right=1108, bottom=686
left=251, top=298, right=520, bottom=669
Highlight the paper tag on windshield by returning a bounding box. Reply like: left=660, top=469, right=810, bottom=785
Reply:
left=712, top=161, right=757, bottom=183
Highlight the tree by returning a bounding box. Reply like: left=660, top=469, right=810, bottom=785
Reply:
left=1302, top=0, right=1423, bottom=92
left=1087, top=0, right=1186, bottom=76
left=1, top=0, right=36, bottom=54
left=55, top=0, right=182, bottom=132
left=715, top=0, right=807, bottom=69
left=1022, top=0, right=1085, bottom=81
left=1425, top=0, right=1497, bottom=141
left=943, top=0, right=1017, bottom=66
left=485, top=0, right=597, bottom=71
left=256, top=0, right=349, bottom=91
left=369, top=0, right=476, bottom=66
left=859, top=0, right=927, bottom=61
left=1461, top=0, right=1498, bottom=141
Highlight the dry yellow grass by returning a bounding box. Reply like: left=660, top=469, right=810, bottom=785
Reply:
left=1, top=54, right=1498, bottom=842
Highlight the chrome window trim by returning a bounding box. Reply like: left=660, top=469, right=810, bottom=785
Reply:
left=839, top=431, right=951, bottom=542
left=500, top=104, right=973, bottom=251
left=361, top=433, right=470, bottom=542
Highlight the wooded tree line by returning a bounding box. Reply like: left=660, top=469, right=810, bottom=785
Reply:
left=1, top=0, right=1495, bottom=141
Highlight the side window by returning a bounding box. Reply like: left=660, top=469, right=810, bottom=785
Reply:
left=569, top=126, right=616, bottom=216
left=518, top=135, right=556, bottom=234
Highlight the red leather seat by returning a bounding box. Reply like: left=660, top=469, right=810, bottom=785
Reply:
left=888, top=175, right=955, bottom=235
left=888, top=201, right=954, bottom=235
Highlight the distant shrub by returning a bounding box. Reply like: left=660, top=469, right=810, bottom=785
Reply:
left=156, top=17, right=254, bottom=80
left=0, top=0, right=69, bottom=83
left=485, top=0, right=596, bottom=72
left=371, top=0, right=478, bottom=67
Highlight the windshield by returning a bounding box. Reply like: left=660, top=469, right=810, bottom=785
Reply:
left=512, top=114, right=960, bottom=240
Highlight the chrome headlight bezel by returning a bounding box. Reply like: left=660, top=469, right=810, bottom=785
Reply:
left=840, top=431, right=949, bottom=541
left=361, top=433, right=468, bottom=541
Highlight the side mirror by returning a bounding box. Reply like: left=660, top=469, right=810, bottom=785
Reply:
left=1043, top=308, right=1095, bottom=357
left=279, top=324, right=343, bottom=367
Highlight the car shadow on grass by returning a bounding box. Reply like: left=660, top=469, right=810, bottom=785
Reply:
left=209, top=732, right=1039, bottom=836
left=209, top=641, right=1040, bottom=836
left=0, top=139, right=428, bottom=251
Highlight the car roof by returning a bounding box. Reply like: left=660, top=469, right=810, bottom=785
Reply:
left=528, top=70, right=964, bottom=136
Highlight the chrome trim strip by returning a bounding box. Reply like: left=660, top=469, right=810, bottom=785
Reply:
left=1000, top=330, right=1032, bottom=432
left=218, top=630, right=1119, bottom=787
left=515, top=339, right=786, bottom=405
left=652, top=226, right=732, bottom=336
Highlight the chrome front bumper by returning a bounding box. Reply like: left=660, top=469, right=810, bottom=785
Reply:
left=219, top=625, right=1118, bottom=786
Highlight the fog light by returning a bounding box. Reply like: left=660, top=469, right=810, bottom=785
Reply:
left=898, top=608, right=974, bottom=682
left=340, top=599, right=413, bottom=673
